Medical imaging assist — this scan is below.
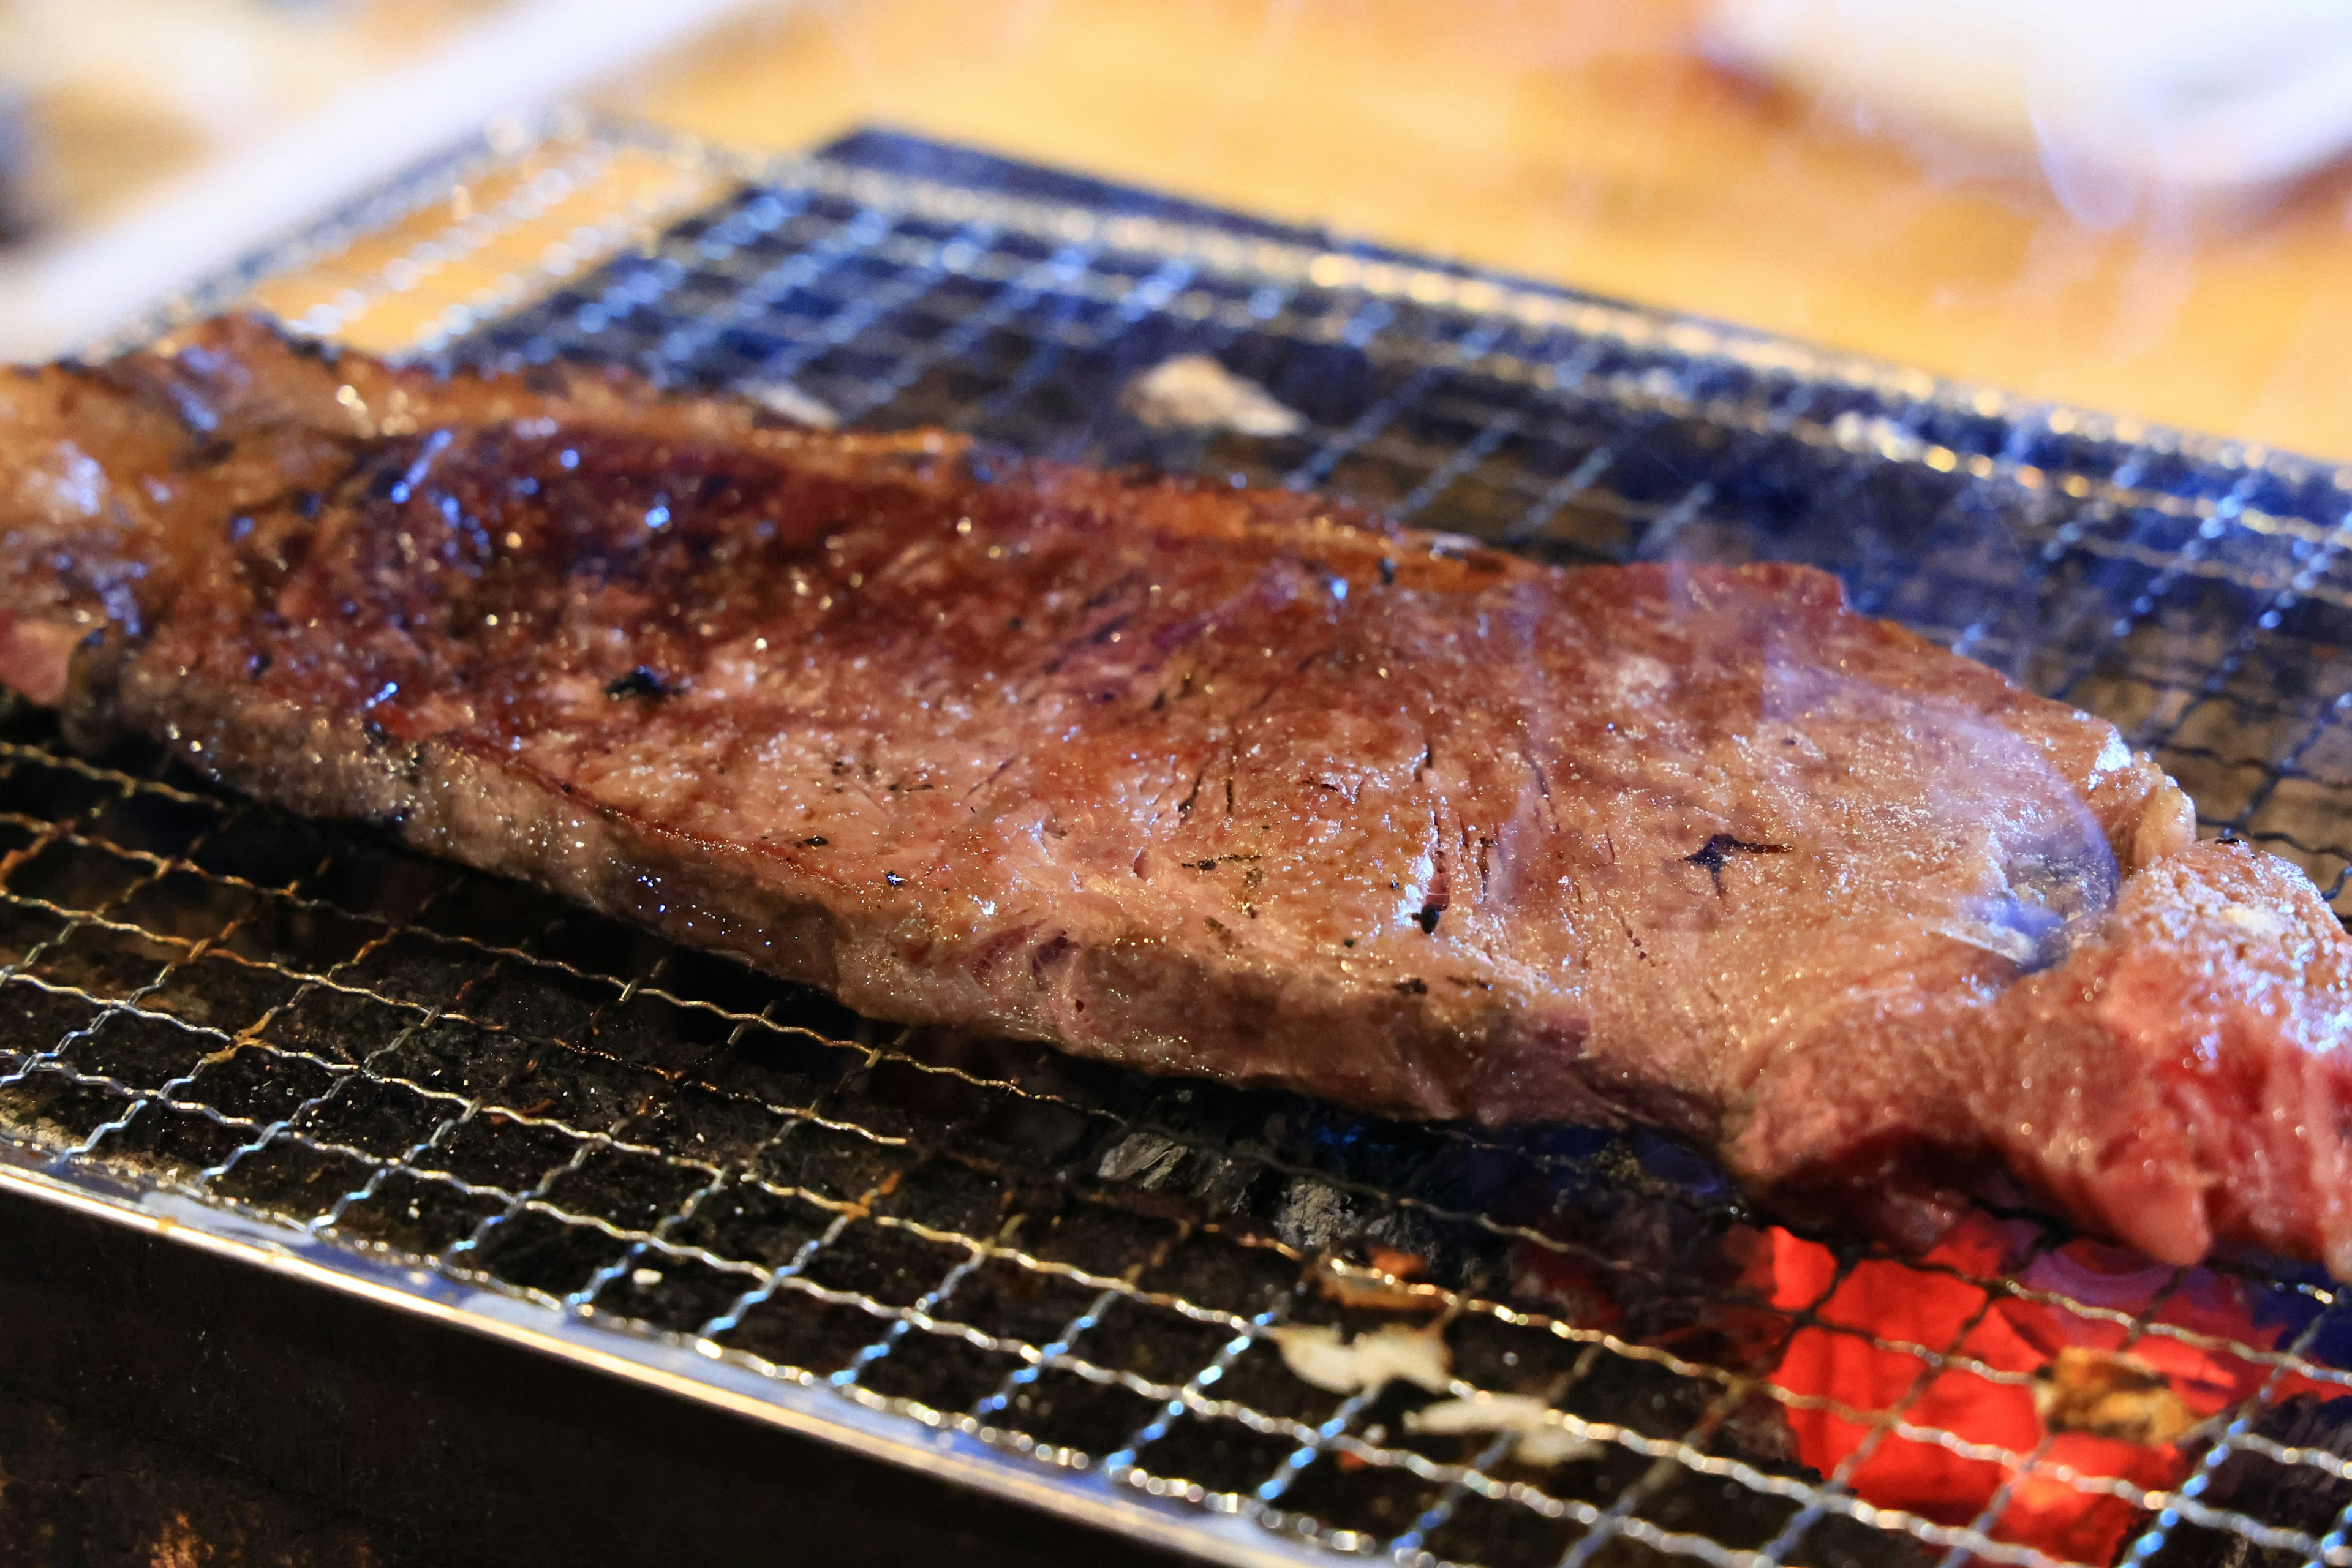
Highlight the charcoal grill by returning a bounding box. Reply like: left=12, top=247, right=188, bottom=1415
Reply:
left=7, top=115, right=2352, bottom=1567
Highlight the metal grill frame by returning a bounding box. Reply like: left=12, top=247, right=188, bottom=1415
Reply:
left=5, top=114, right=2352, bottom=1568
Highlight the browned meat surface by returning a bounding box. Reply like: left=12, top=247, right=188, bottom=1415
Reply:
left=2, top=316, right=2349, bottom=1270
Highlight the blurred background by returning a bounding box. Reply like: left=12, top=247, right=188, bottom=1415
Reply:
left=7, top=0, right=2352, bottom=458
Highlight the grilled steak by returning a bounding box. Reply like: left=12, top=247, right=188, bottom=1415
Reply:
left=3, top=316, right=2349, bottom=1270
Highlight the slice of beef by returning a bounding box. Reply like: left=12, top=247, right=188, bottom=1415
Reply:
left=2, top=316, right=2347, bottom=1271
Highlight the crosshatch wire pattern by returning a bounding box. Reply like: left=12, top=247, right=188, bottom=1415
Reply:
left=6, top=118, right=2352, bottom=1567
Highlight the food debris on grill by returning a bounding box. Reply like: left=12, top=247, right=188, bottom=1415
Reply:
left=1267, top=1321, right=1452, bottom=1395
left=1401, top=1393, right=1604, bottom=1467
left=2031, top=1346, right=2204, bottom=1447
left=1119, top=353, right=1305, bottom=437
left=1313, top=1246, right=1449, bottom=1311
left=2, top=314, right=2350, bottom=1280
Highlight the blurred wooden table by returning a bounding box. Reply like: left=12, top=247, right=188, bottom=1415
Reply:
left=607, top=0, right=2352, bottom=463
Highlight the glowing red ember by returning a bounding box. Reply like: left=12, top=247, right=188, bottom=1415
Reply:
left=1757, top=1215, right=2332, bottom=1563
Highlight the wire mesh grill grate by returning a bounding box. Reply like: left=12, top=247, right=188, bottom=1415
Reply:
left=9, top=116, right=2352, bottom=1567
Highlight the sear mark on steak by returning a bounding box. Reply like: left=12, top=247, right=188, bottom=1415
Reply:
left=2, top=316, right=2350, bottom=1275
left=603, top=665, right=678, bottom=701
left=1683, top=834, right=1789, bottom=894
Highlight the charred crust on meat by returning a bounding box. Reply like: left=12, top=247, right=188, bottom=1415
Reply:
left=604, top=666, right=676, bottom=701
left=883, top=872, right=905, bottom=888
left=1685, top=833, right=1789, bottom=893
left=1415, top=902, right=1443, bottom=933
left=1394, top=978, right=1428, bottom=994
left=800, top=835, right=828, bottom=847
left=1378, top=557, right=1397, bottom=586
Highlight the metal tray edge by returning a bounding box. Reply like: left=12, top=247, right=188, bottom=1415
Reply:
left=0, top=1141, right=1346, bottom=1568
